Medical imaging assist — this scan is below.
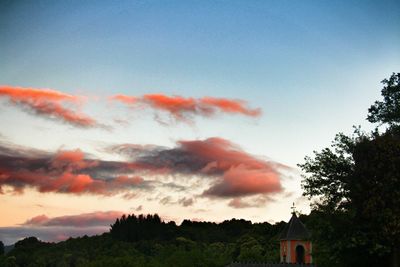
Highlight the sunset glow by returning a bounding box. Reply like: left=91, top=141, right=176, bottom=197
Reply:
left=1, top=1, right=399, bottom=246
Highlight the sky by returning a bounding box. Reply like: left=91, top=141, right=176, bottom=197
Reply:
left=0, top=0, right=399, bottom=245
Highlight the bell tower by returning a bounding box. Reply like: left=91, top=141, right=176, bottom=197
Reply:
left=279, top=203, right=312, bottom=264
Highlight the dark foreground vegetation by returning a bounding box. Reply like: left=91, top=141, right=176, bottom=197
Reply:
left=0, top=215, right=285, bottom=267
left=1, top=73, right=399, bottom=267
left=299, top=73, right=400, bottom=267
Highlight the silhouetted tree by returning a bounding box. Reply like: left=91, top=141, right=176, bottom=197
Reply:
left=0, top=240, right=4, bottom=255
left=300, top=73, right=400, bottom=267
left=367, top=73, right=400, bottom=127
left=110, top=213, right=178, bottom=242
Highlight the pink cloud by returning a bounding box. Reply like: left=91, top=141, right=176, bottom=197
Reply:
left=110, top=93, right=261, bottom=123
left=203, top=165, right=282, bottom=197
left=113, top=137, right=286, bottom=198
left=23, top=215, right=50, bottom=225
left=0, top=85, right=98, bottom=127
left=0, top=146, right=145, bottom=196
left=200, top=97, right=261, bottom=117
left=0, top=137, right=285, bottom=199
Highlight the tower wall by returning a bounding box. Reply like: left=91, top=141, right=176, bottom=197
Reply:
left=280, top=240, right=312, bottom=264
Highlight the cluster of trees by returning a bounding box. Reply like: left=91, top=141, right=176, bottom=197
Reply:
left=0, top=216, right=284, bottom=267
left=110, top=214, right=282, bottom=244
left=299, top=73, right=400, bottom=267
left=110, top=214, right=176, bottom=242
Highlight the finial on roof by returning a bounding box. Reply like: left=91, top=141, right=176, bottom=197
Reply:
left=291, top=202, right=296, bottom=215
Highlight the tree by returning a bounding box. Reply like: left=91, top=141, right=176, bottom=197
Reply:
left=0, top=240, right=4, bottom=255
left=236, top=236, right=264, bottom=262
left=351, top=128, right=400, bottom=266
left=299, top=73, right=400, bottom=267
left=300, top=132, right=356, bottom=210
left=367, top=73, right=400, bottom=127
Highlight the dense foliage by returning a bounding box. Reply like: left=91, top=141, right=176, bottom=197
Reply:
left=0, top=215, right=285, bottom=267
left=299, top=73, right=400, bottom=267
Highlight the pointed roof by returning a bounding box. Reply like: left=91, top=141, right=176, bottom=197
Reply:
left=279, top=213, right=311, bottom=240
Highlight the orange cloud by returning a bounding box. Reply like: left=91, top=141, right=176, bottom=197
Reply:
left=0, top=86, right=80, bottom=102
left=200, top=97, right=261, bottom=117
left=109, top=94, right=137, bottom=104
left=0, top=85, right=98, bottom=127
left=110, top=93, right=261, bottom=123
left=143, top=94, right=197, bottom=117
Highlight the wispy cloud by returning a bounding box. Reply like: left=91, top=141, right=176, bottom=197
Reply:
left=110, top=93, right=261, bottom=124
left=178, top=197, right=194, bottom=207
left=0, top=225, right=108, bottom=245
left=228, top=198, right=254, bottom=209
left=22, top=211, right=124, bottom=227
left=228, top=196, right=274, bottom=209
left=0, top=86, right=99, bottom=128
left=0, top=86, right=261, bottom=127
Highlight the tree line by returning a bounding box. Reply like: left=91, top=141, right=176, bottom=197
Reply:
left=0, top=215, right=284, bottom=267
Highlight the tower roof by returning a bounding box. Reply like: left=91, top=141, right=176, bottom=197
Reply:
left=279, top=213, right=311, bottom=240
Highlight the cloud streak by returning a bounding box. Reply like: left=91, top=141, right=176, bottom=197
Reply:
left=110, top=93, right=261, bottom=123
left=228, top=198, right=254, bottom=209
left=0, top=86, right=98, bottom=128
left=0, top=87, right=261, bottom=127
left=227, top=196, right=273, bottom=209
left=0, top=225, right=108, bottom=245
left=0, top=137, right=285, bottom=201
left=23, top=211, right=124, bottom=227
left=0, top=211, right=124, bottom=245
left=111, top=137, right=285, bottom=198
left=0, top=144, right=145, bottom=196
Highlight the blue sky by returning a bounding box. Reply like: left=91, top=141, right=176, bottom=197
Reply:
left=0, top=0, right=399, bottom=243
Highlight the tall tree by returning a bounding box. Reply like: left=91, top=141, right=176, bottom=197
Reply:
left=299, top=73, right=400, bottom=267
left=351, top=128, right=400, bottom=267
